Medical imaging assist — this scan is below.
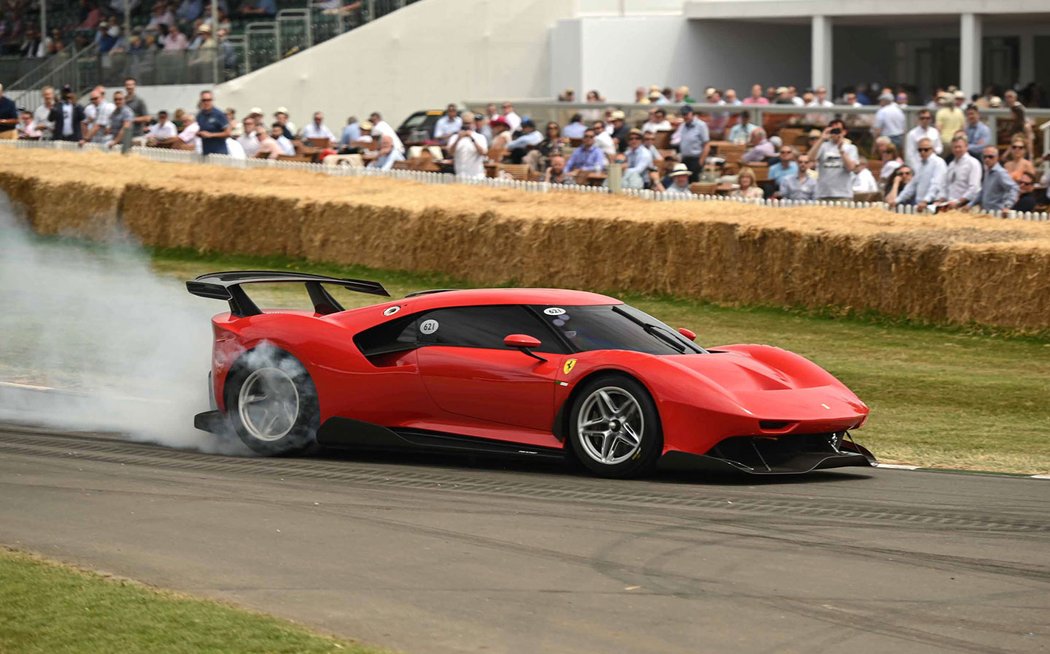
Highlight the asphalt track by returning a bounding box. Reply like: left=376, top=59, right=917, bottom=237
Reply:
left=1, top=423, right=1048, bottom=654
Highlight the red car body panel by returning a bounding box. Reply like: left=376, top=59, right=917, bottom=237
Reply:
left=198, top=285, right=872, bottom=471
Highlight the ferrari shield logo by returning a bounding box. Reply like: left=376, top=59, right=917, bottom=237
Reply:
left=563, top=359, right=577, bottom=375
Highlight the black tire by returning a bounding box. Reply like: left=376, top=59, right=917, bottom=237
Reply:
left=224, top=349, right=319, bottom=456
left=568, top=374, right=662, bottom=478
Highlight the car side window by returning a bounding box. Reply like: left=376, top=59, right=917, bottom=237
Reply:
left=415, top=306, right=565, bottom=353
left=354, top=315, right=419, bottom=357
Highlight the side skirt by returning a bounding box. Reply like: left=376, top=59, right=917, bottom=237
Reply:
left=316, top=417, right=567, bottom=460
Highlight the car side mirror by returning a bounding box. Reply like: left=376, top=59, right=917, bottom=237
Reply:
left=677, top=327, right=696, bottom=341
left=504, top=334, right=547, bottom=362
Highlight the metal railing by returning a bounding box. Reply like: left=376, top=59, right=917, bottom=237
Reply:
left=3, top=139, right=1047, bottom=223
left=9, top=43, right=100, bottom=110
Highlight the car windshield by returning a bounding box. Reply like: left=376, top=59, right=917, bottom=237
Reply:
left=533, top=304, right=706, bottom=355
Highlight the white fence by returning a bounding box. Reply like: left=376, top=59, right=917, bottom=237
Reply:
left=3, top=139, right=1048, bottom=222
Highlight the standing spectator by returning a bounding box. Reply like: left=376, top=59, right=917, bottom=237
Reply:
left=562, top=113, right=587, bottom=140
left=148, top=2, right=177, bottom=29
left=145, top=109, right=178, bottom=145
left=872, top=90, right=905, bottom=149
left=123, top=78, right=150, bottom=138
left=641, top=108, right=670, bottom=134
left=935, top=93, right=964, bottom=151
left=1012, top=173, right=1040, bottom=213
left=487, top=116, right=512, bottom=160
left=731, top=167, right=764, bottom=199
left=671, top=105, right=710, bottom=182
left=368, top=134, right=404, bottom=170
left=892, top=137, right=947, bottom=212
left=33, top=86, right=56, bottom=138
left=49, top=86, right=86, bottom=142
left=338, top=116, right=360, bottom=150
left=177, top=0, right=203, bottom=22
left=16, top=111, right=43, bottom=139
left=705, top=88, right=728, bottom=139
left=741, top=127, right=774, bottom=163
left=0, top=83, right=20, bottom=140
left=195, top=90, right=230, bottom=156
left=564, top=129, right=606, bottom=174
left=105, top=91, right=135, bottom=149
left=939, top=136, right=982, bottom=211
left=1007, top=104, right=1035, bottom=158
left=446, top=113, right=487, bottom=178
left=544, top=154, right=573, bottom=185
left=617, top=129, right=653, bottom=189
left=81, top=87, right=115, bottom=144
left=663, top=163, right=693, bottom=195
left=965, top=146, right=1019, bottom=216
left=810, top=118, right=859, bottom=200
left=506, top=118, right=541, bottom=164
left=904, top=109, right=942, bottom=169
left=433, top=104, right=462, bottom=143
left=768, top=145, right=798, bottom=187
left=1003, top=135, right=1037, bottom=183
left=776, top=153, right=817, bottom=200
left=301, top=111, right=336, bottom=142
left=963, top=105, right=992, bottom=158
left=500, top=102, right=521, bottom=133
left=369, top=111, right=403, bottom=153
left=590, top=120, right=616, bottom=158
left=743, top=84, right=768, bottom=105
left=236, top=115, right=258, bottom=156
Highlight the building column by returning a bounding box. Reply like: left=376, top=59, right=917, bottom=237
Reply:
left=811, top=15, right=832, bottom=91
left=1019, top=30, right=1034, bottom=85
left=959, top=13, right=982, bottom=96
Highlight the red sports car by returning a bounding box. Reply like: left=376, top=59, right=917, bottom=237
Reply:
left=188, top=271, right=876, bottom=478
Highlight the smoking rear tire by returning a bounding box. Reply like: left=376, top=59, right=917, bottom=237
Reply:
left=569, top=374, right=662, bottom=479
left=225, top=350, right=319, bottom=456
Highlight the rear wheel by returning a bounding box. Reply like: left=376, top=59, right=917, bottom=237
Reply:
left=225, top=350, right=319, bottom=456
left=569, top=375, right=662, bottom=478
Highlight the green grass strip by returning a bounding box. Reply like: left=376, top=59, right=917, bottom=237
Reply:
left=0, top=548, right=384, bottom=654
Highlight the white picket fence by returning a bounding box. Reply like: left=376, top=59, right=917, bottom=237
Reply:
left=4, top=139, right=1048, bottom=222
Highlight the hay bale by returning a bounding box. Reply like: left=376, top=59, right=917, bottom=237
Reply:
left=944, top=244, right=1050, bottom=330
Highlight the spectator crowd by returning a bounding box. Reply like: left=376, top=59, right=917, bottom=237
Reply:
left=1, top=76, right=1048, bottom=215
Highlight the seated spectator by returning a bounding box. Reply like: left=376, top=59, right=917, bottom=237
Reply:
left=558, top=88, right=575, bottom=102
left=271, top=123, right=294, bottom=155
left=1003, top=135, right=1036, bottom=183
left=487, top=116, right=512, bottom=161
left=641, top=108, right=670, bottom=134
left=937, top=136, right=981, bottom=212
left=145, top=109, right=178, bottom=145
left=368, top=111, right=401, bottom=152
left=177, top=0, right=203, bottom=22
left=500, top=102, right=522, bottom=133
left=16, top=111, right=42, bottom=139
left=608, top=110, right=629, bottom=152
left=446, top=113, right=487, bottom=178
left=562, top=113, right=587, bottom=140
left=564, top=129, right=606, bottom=174
left=741, top=127, right=774, bottom=163
left=965, top=146, right=1019, bottom=216
left=238, top=0, right=276, bottom=17
left=615, top=129, right=653, bottom=189
left=743, top=84, right=768, bottom=105
left=162, top=24, right=188, bottom=50
left=544, top=154, right=574, bottom=185
left=875, top=138, right=903, bottom=186
left=254, top=124, right=283, bottom=159
left=731, top=167, right=764, bottom=200
left=301, top=111, right=336, bottom=142
left=237, top=115, right=259, bottom=156
left=664, top=163, right=693, bottom=195
left=591, top=120, right=616, bottom=158
left=79, top=1, right=104, bottom=30
left=506, top=118, right=541, bottom=164
left=641, top=131, right=663, bottom=164
left=724, top=88, right=741, bottom=106
left=1012, top=172, right=1039, bottom=213
left=776, top=154, right=817, bottom=201
left=884, top=166, right=913, bottom=205
left=768, top=146, right=797, bottom=186
left=891, top=137, right=946, bottom=212
left=850, top=159, right=880, bottom=195
left=148, top=3, right=177, bottom=29
left=433, top=104, right=462, bottom=143
left=904, top=109, right=942, bottom=169
left=727, top=110, right=755, bottom=145
left=537, top=121, right=564, bottom=159
left=368, top=134, right=405, bottom=171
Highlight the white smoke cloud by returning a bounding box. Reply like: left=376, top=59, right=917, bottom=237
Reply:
left=0, top=192, right=249, bottom=455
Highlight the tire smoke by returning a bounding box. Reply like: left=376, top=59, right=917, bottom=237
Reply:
left=0, top=193, right=249, bottom=455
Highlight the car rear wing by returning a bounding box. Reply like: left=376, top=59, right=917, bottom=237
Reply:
left=186, top=270, right=389, bottom=317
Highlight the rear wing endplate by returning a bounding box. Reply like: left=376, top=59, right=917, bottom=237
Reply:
left=186, top=270, right=389, bottom=317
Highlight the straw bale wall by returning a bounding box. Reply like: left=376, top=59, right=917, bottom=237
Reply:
left=1, top=150, right=1048, bottom=331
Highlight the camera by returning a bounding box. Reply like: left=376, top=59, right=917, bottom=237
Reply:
left=829, top=128, right=842, bottom=135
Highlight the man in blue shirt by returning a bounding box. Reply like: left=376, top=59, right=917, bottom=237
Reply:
left=565, top=129, right=606, bottom=174
left=196, top=90, right=231, bottom=156
left=768, top=145, right=798, bottom=186
left=671, top=105, right=710, bottom=182
left=963, top=105, right=992, bottom=159
left=964, top=146, right=1020, bottom=216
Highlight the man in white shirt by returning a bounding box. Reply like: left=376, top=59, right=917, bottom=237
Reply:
left=500, top=102, right=521, bottom=134
left=271, top=124, right=295, bottom=155
left=145, top=110, right=178, bottom=145
left=937, top=136, right=982, bottom=212
left=892, top=137, right=947, bottom=212
left=872, top=91, right=905, bottom=149
left=433, top=104, right=462, bottom=143
left=641, top=108, right=670, bottom=134
left=591, top=120, right=616, bottom=158
left=33, top=85, right=56, bottom=138
left=446, top=113, right=488, bottom=178
left=369, top=111, right=404, bottom=153
left=237, top=116, right=259, bottom=157
left=82, top=87, right=116, bottom=144
left=904, top=109, right=942, bottom=169
left=300, top=111, right=336, bottom=142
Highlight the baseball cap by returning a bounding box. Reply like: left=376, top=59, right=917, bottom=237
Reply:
left=679, top=105, right=694, bottom=116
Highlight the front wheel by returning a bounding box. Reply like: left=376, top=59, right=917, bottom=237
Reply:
left=225, top=350, right=319, bottom=456
left=569, top=375, right=662, bottom=478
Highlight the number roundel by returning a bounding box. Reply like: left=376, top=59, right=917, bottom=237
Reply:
left=420, top=319, right=440, bottom=335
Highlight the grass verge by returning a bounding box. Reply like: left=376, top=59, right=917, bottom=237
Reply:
left=153, top=247, right=1050, bottom=475
left=0, top=548, right=384, bottom=654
